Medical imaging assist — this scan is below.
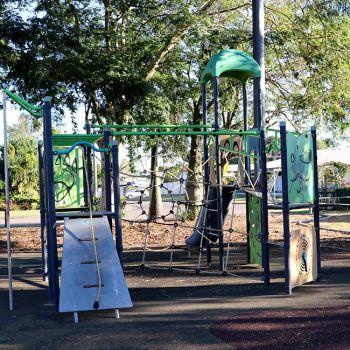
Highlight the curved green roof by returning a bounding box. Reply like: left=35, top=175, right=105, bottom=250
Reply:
left=200, top=49, right=261, bottom=84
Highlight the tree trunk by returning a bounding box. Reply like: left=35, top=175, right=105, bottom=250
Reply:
left=149, top=142, right=163, bottom=218
left=186, top=101, right=203, bottom=210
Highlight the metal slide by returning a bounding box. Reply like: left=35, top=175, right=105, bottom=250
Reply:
left=59, top=216, right=132, bottom=314
left=186, top=187, right=235, bottom=248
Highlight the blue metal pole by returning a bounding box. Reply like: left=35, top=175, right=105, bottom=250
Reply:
left=201, top=83, right=212, bottom=267
left=280, top=121, right=291, bottom=294
left=3, top=91, right=13, bottom=310
left=213, top=77, right=224, bottom=272
left=111, top=140, right=124, bottom=268
left=104, top=128, right=112, bottom=225
left=86, top=122, right=93, bottom=207
left=38, top=141, right=47, bottom=282
left=252, top=0, right=265, bottom=128
left=311, top=126, right=321, bottom=280
left=260, top=128, right=270, bottom=286
left=202, top=84, right=209, bottom=195
left=43, top=97, right=59, bottom=308
left=42, top=106, right=52, bottom=301
left=243, top=84, right=251, bottom=263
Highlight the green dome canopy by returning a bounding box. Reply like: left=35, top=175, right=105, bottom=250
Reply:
left=200, top=49, right=261, bottom=84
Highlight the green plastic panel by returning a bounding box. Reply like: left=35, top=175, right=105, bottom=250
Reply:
left=54, top=148, right=84, bottom=208
left=200, top=49, right=261, bottom=84
left=52, top=134, right=103, bottom=147
left=286, top=132, right=315, bottom=204
left=247, top=193, right=262, bottom=265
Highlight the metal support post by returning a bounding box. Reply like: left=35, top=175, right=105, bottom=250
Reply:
left=38, top=141, right=47, bottom=281
left=86, top=122, right=93, bottom=206
left=201, top=83, right=212, bottom=267
left=260, top=128, right=270, bottom=286
left=212, top=77, right=224, bottom=271
left=3, top=91, right=13, bottom=310
left=311, top=126, right=321, bottom=280
left=111, top=140, right=124, bottom=268
left=280, top=121, right=291, bottom=294
left=252, top=0, right=265, bottom=129
left=43, top=96, right=59, bottom=308
left=104, top=128, right=112, bottom=226
left=243, top=84, right=251, bottom=263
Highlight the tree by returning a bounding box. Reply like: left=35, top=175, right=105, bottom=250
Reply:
left=2, top=0, right=350, bottom=214
left=264, top=1, right=350, bottom=133
left=0, top=117, right=39, bottom=209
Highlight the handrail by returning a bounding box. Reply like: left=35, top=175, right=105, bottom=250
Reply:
left=2, top=88, right=43, bottom=118
left=53, top=142, right=109, bottom=155
left=112, top=130, right=260, bottom=137
left=92, top=123, right=214, bottom=129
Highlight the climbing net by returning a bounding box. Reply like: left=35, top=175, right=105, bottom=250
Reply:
left=113, top=127, right=264, bottom=273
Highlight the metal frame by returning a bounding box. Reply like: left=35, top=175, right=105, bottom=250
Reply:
left=38, top=141, right=47, bottom=281
left=43, top=97, right=59, bottom=308
left=104, top=128, right=112, bottom=228
left=311, top=126, right=321, bottom=280
left=38, top=100, right=122, bottom=310
left=111, top=140, right=124, bottom=267
left=212, top=77, right=225, bottom=272
left=279, top=121, right=291, bottom=293
left=201, top=83, right=212, bottom=267
left=2, top=91, right=13, bottom=310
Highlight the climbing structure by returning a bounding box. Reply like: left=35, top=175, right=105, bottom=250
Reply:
left=2, top=49, right=321, bottom=319
left=36, top=100, right=133, bottom=321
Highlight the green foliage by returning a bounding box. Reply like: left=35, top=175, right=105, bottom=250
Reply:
left=179, top=207, right=200, bottom=221
left=324, top=161, right=348, bottom=184
left=162, top=164, right=183, bottom=183
left=0, top=118, right=39, bottom=209
left=265, top=1, right=350, bottom=134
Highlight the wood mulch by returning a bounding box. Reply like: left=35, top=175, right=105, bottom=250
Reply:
left=1, top=212, right=350, bottom=253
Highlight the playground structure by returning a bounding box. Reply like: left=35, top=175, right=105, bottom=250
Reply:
left=1, top=49, right=321, bottom=320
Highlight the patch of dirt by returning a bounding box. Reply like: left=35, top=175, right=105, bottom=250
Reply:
left=210, top=306, right=350, bottom=350
left=1, top=212, right=350, bottom=253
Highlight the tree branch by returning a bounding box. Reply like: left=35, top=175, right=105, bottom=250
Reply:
left=207, top=3, right=250, bottom=16
left=145, top=0, right=216, bottom=81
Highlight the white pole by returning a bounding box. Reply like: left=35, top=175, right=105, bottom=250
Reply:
left=3, top=91, right=13, bottom=310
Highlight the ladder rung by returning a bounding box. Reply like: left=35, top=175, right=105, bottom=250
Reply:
left=83, top=284, right=104, bottom=288
left=80, top=260, right=101, bottom=264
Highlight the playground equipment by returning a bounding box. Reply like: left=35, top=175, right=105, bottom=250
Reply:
left=90, top=49, right=321, bottom=292
left=1, top=48, right=320, bottom=320
left=2, top=91, right=132, bottom=321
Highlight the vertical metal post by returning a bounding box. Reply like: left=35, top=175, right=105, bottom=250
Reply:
left=202, top=84, right=209, bottom=194
left=201, top=83, right=212, bottom=267
left=85, top=123, right=93, bottom=206
left=3, top=92, right=13, bottom=310
left=38, top=141, right=47, bottom=281
left=252, top=0, right=265, bottom=128
left=212, top=77, right=224, bottom=272
left=260, top=128, right=270, bottom=286
left=43, top=96, right=59, bottom=309
left=104, top=128, right=112, bottom=225
left=243, top=84, right=248, bottom=132
left=82, top=148, right=89, bottom=207
left=42, top=103, right=52, bottom=301
left=111, top=141, right=124, bottom=268
left=280, top=121, right=291, bottom=294
left=243, top=84, right=251, bottom=263
left=311, top=126, right=321, bottom=280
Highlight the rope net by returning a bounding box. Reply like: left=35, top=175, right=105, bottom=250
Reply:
left=117, top=131, right=260, bottom=272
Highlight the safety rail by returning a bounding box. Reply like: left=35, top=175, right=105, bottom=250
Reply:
left=53, top=141, right=109, bottom=155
